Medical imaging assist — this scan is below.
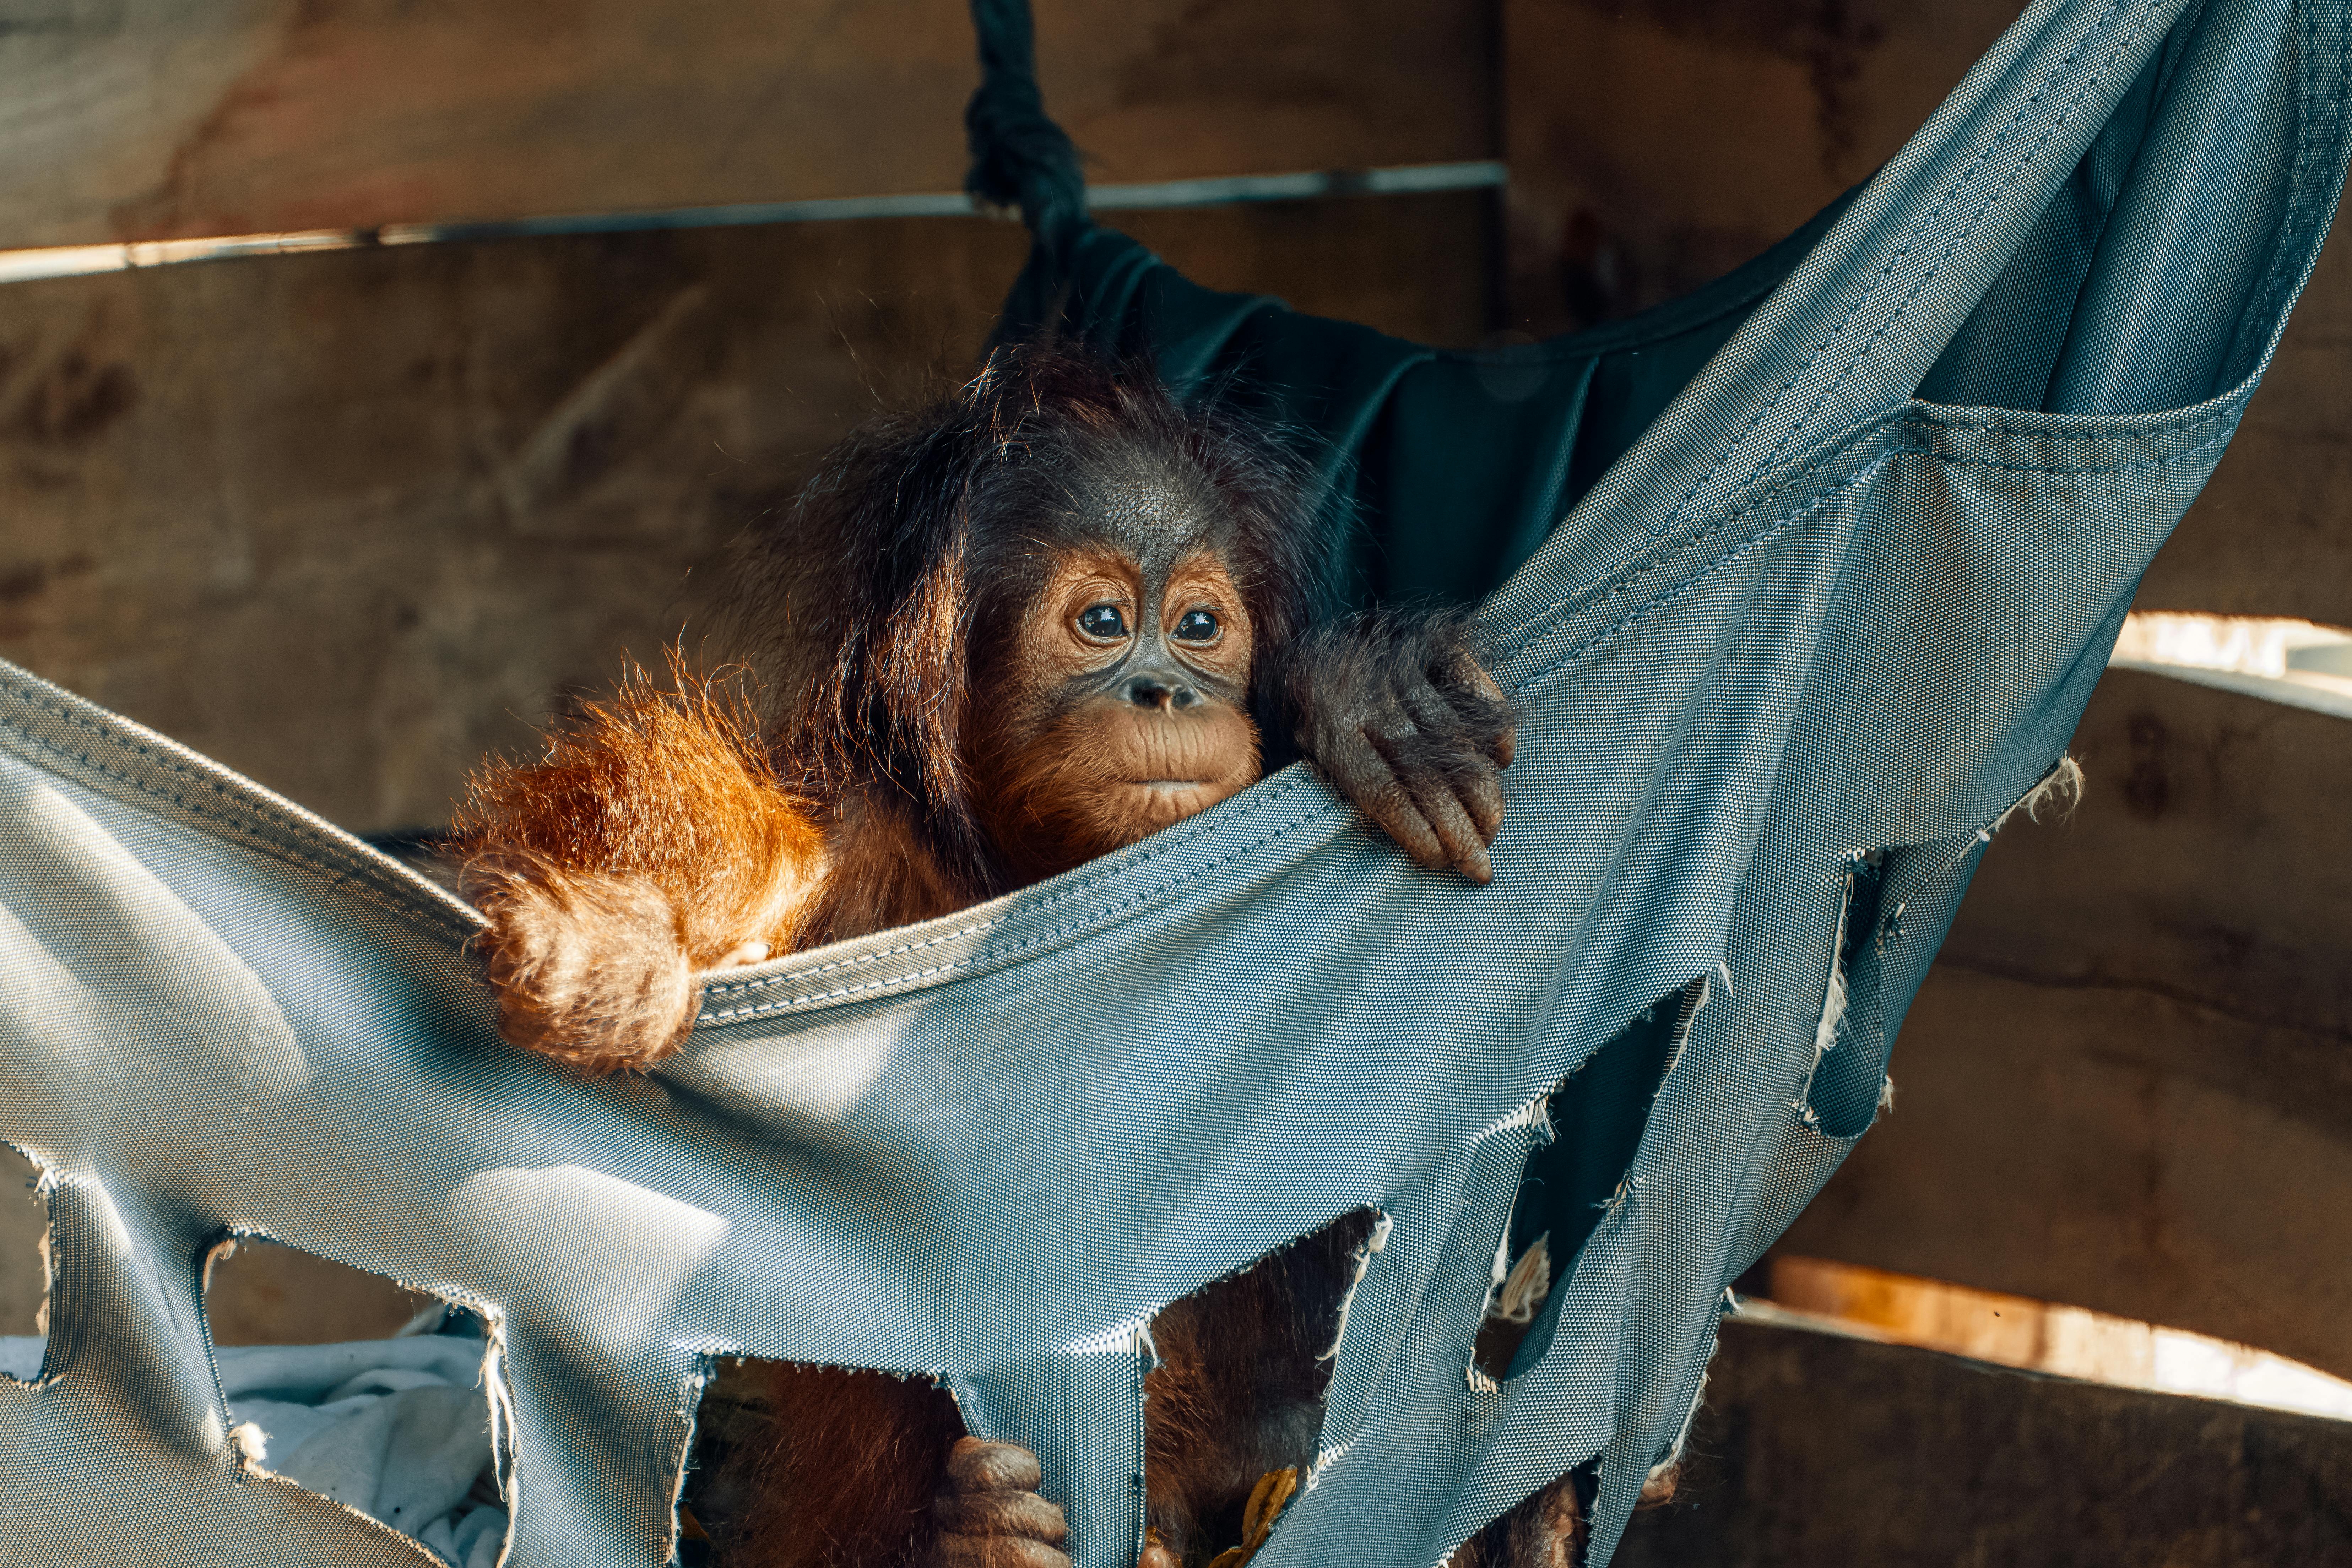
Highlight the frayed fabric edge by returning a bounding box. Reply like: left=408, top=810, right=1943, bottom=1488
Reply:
left=1991, top=754, right=2085, bottom=836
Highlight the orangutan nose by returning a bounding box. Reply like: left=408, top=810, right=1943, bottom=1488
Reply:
left=1125, top=678, right=1198, bottom=710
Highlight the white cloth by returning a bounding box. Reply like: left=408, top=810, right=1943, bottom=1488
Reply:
left=1, top=1334, right=507, bottom=1568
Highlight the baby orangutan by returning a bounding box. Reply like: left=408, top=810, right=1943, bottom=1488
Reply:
left=452, top=346, right=1579, bottom=1568
left=456, top=345, right=1513, bottom=1073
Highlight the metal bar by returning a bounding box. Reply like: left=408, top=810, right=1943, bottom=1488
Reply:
left=2108, top=611, right=2352, bottom=721
left=0, top=161, right=1509, bottom=286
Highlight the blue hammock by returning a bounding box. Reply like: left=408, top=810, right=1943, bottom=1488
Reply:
left=1, top=1, right=2344, bottom=1564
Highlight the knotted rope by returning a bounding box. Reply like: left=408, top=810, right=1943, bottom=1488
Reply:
left=965, top=0, right=1089, bottom=248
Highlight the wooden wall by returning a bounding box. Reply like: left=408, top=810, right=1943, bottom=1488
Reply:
left=1503, top=0, right=2026, bottom=336
left=0, top=0, right=1501, bottom=828
left=1781, top=667, right=2352, bottom=1383
left=1614, top=1318, right=2352, bottom=1564
left=0, top=3, right=2347, bottom=1545
left=0, top=194, right=1487, bottom=831
left=0, top=0, right=1495, bottom=246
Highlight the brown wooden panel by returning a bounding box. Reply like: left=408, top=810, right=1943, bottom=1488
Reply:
left=1780, top=964, right=2352, bottom=1382
left=0, top=1148, right=41, bottom=1338
left=0, top=192, right=1488, bottom=835
left=1947, top=670, right=2352, bottom=1053
left=1502, top=0, right=2352, bottom=624
left=1778, top=669, right=2352, bottom=1380
left=0, top=0, right=1492, bottom=249
left=1503, top=0, right=2028, bottom=336
left=206, top=1241, right=437, bottom=1347
left=2135, top=219, right=2352, bottom=628
left=1614, top=1318, right=2352, bottom=1565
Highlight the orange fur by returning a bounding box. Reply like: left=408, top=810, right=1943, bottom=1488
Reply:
left=976, top=700, right=1259, bottom=885
left=792, top=793, right=973, bottom=949
left=451, top=663, right=827, bottom=1073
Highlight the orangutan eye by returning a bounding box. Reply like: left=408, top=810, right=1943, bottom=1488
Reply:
left=1172, top=609, right=1220, bottom=642
left=1078, top=604, right=1129, bottom=638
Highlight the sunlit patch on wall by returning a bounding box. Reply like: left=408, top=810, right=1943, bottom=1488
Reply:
left=0, top=1146, right=50, bottom=1382
left=0, top=1146, right=47, bottom=1343
left=205, top=1236, right=442, bottom=1347
left=1739, top=1256, right=2352, bottom=1421
left=2110, top=612, right=2352, bottom=720
left=202, top=1239, right=511, bottom=1568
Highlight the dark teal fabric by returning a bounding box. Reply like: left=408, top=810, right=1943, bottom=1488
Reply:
left=1014, top=187, right=1862, bottom=617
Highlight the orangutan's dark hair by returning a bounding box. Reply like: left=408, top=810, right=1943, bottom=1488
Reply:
left=722, top=343, right=1322, bottom=892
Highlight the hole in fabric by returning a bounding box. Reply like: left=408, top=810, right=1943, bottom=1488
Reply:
left=0, top=1146, right=49, bottom=1378
left=679, top=1215, right=1386, bottom=1568
left=675, top=1358, right=777, bottom=1566
left=1477, top=995, right=1687, bottom=1382
left=1473, top=1233, right=1554, bottom=1383
left=201, top=1238, right=510, bottom=1568
left=1144, top=1210, right=1383, bottom=1566
left=1741, top=1257, right=2352, bottom=1422
left=677, top=1357, right=965, bottom=1568
left=1800, top=851, right=1890, bottom=1140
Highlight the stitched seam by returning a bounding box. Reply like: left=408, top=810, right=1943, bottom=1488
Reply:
left=1675, top=0, right=2149, bottom=518
left=1884, top=433, right=2232, bottom=473
left=0, top=675, right=474, bottom=940
left=2246, top=0, right=2352, bottom=373
left=1514, top=420, right=2235, bottom=682
left=698, top=792, right=1338, bottom=1019
left=0, top=678, right=372, bottom=869
left=1662, top=0, right=2157, bottom=532
left=1499, top=409, right=2236, bottom=668
left=1892, top=405, right=2236, bottom=443
left=699, top=771, right=1324, bottom=996
left=1725, top=1, right=2164, bottom=495
left=1544, top=459, right=1900, bottom=676
left=1494, top=399, right=2237, bottom=666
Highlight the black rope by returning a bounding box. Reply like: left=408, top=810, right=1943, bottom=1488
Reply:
left=965, top=0, right=1088, bottom=248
